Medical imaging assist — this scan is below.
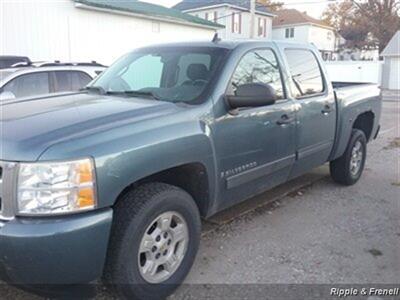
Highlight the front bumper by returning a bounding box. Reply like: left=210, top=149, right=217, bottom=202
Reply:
left=0, top=209, right=112, bottom=284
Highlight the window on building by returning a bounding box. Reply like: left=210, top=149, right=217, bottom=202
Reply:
left=228, top=49, right=285, bottom=100
left=3, top=72, right=50, bottom=98
left=213, top=11, right=218, bottom=23
left=284, top=49, right=325, bottom=98
left=205, top=12, right=209, bottom=20
left=258, top=18, right=267, bottom=37
left=152, top=21, right=160, bottom=33
left=232, top=12, right=242, bottom=34
left=285, top=28, right=295, bottom=38
left=327, top=31, right=333, bottom=40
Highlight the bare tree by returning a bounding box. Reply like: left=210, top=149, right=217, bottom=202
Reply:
left=323, top=0, right=400, bottom=52
left=256, top=0, right=284, bottom=12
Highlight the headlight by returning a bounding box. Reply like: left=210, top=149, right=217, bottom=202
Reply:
left=17, top=158, right=97, bottom=215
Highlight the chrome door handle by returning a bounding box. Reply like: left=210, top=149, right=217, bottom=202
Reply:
left=277, top=114, right=295, bottom=125
left=322, top=104, right=333, bottom=115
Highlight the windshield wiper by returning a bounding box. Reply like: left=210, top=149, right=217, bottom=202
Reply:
left=81, top=86, right=106, bottom=95
left=107, top=90, right=160, bottom=100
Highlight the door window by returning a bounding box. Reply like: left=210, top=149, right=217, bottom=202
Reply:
left=3, top=72, right=50, bottom=98
left=228, top=49, right=285, bottom=100
left=285, top=49, right=325, bottom=98
left=53, top=71, right=92, bottom=92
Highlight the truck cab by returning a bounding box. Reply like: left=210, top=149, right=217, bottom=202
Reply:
left=0, top=41, right=381, bottom=300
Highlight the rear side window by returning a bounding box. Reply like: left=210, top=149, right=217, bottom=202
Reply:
left=284, top=49, right=324, bottom=98
left=54, top=71, right=92, bottom=92
left=3, top=72, right=50, bottom=98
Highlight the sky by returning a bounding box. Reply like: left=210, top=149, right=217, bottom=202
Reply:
left=143, top=0, right=330, bottom=18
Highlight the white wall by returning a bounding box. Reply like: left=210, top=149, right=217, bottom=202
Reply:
left=308, top=25, right=335, bottom=52
left=325, top=61, right=384, bottom=85
left=1, top=0, right=216, bottom=65
left=382, top=57, right=400, bottom=90
left=187, top=7, right=273, bottom=40
left=272, top=24, right=336, bottom=52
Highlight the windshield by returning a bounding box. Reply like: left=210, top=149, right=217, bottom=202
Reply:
left=91, top=47, right=228, bottom=104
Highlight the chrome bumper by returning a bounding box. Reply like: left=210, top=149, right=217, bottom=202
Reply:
left=0, top=161, right=18, bottom=221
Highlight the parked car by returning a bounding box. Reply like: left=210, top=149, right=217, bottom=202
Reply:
left=0, top=41, right=381, bottom=300
left=0, top=62, right=106, bottom=102
left=0, top=55, right=31, bottom=69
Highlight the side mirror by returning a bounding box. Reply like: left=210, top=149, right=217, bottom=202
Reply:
left=0, top=91, right=16, bottom=102
left=227, top=83, right=277, bottom=109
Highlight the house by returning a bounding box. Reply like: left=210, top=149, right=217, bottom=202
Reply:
left=173, top=0, right=275, bottom=40
left=381, top=31, right=400, bottom=91
left=0, top=0, right=223, bottom=65
left=272, top=9, right=337, bottom=60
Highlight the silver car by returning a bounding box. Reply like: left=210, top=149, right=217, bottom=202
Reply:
left=0, top=62, right=106, bottom=102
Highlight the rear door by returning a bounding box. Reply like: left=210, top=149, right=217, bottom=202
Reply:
left=283, top=49, right=336, bottom=178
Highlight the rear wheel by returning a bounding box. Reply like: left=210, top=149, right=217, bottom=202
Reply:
left=330, top=129, right=367, bottom=186
left=104, top=183, right=201, bottom=300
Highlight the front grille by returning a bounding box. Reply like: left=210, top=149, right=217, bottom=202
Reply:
left=0, top=162, right=17, bottom=220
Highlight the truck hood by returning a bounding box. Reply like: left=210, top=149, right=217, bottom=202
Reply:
left=0, top=93, right=181, bottom=161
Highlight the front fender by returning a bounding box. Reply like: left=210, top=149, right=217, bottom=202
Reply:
left=40, top=118, right=217, bottom=210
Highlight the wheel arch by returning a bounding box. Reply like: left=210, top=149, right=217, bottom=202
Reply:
left=352, top=111, right=375, bottom=142
left=113, top=162, right=211, bottom=218
left=330, top=109, right=376, bottom=161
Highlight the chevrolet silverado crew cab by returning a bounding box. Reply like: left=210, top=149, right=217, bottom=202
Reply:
left=0, top=41, right=381, bottom=300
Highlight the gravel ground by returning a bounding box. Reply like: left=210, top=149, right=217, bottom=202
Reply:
left=1, top=101, right=399, bottom=299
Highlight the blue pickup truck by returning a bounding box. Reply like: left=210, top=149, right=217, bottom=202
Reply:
left=0, top=40, right=381, bottom=299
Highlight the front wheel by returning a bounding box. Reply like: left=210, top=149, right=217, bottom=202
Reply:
left=103, top=183, right=201, bottom=300
left=330, top=129, right=367, bottom=186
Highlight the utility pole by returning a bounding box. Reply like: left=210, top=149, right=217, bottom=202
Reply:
left=250, top=0, right=256, bottom=39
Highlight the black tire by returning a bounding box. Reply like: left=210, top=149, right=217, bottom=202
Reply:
left=103, top=183, right=201, bottom=300
left=330, top=129, right=367, bottom=186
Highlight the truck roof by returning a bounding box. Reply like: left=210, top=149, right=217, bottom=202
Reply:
left=138, top=39, right=316, bottom=51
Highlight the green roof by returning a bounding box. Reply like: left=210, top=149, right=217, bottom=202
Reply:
left=74, top=0, right=224, bottom=29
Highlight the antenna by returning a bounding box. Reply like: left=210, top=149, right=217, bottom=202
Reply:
left=212, top=33, right=221, bottom=43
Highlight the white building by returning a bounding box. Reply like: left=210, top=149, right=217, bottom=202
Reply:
left=1, top=0, right=222, bottom=65
left=173, top=0, right=275, bottom=40
left=381, top=31, right=400, bottom=91
left=272, top=9, right=337, bottom=60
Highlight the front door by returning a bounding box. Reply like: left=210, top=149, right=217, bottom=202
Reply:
left=283, top=49, right=337, bottom=178
left=212, top=48, right=297, bottom=211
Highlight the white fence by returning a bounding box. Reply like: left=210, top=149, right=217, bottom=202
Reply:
left=325, top=61, right=384, bottom=85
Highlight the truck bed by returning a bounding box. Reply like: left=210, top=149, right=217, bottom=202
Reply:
left=332, top=82, right=377, bottom=89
